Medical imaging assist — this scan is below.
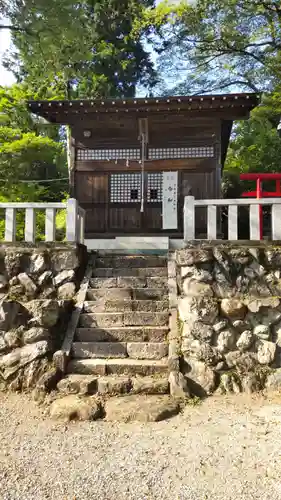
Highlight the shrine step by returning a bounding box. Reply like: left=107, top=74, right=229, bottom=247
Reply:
left=89, top=277, right=168, bottom=289
left=83, top=299, right=169, bottom=313
left=75, top=326, right=169, bottom=343
left=72, top=342, right=168, bottom=360
left=57, top=374, right=169, bottom=396
left=95, top=255, right=167, bottom=268
left=79, top=312, right=169, bottom=328
left=86, top=288, right=168, bottom=301
left=67, top=358, right=168, bottom=376
left=92, top=267, right=167, bottom=278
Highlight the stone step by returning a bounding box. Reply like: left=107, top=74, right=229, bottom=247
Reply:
left=95, top=255, right=167, bottom=269
left=57, top=374, right=169, bottom=395
left=72, top=342, right=168, bottom=360
left=79, top=312, right=169, bottom=328
left=90, top=277, right=168, bottom=289
left=83, top=299, right=169, bottom=313
left=72, top=342, right=127, bottom=359
left=92, top=267, right=167, bottom=278
left=67, top=357, right=168, bottom=376
left=75, top=326, right=169, bottom=343
left=87, top=288, right=168, bottom=301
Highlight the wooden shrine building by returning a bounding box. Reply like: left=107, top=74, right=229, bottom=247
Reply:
left=28, top=93, right=259, bottom=238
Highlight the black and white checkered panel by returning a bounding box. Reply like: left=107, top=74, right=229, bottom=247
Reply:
left=110, top=173, right=141, bottom=203
left=77, top=149, right=141, bottom=160
left=147, top=173, right=162, bottom=203
left=148, top=147, right=214, bottom=160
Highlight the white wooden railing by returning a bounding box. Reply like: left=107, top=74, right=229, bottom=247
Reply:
left=2, top=198, right=85, bottom=243
left=184, top=196, right=281, bottom=241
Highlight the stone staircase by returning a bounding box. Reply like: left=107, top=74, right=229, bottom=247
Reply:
left=62, top=253, right=170, bottom=396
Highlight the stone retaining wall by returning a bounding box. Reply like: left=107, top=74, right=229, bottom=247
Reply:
left=0, top=243, right=87, bottom=392
left=174, top=243, right=281, bottom=396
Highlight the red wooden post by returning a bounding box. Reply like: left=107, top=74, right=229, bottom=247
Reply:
left=256, top=177, right=263, bottom=239
left=240, top=173, right=281, bottom=240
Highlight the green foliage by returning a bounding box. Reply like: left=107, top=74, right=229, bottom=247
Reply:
left=150, top=0, right=281, bottom=94
left=3, top=0, right=157, bottom=99
left=0, top=84, right=68, bottom=239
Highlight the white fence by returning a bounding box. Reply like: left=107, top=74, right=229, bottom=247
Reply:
left=184, top=196, right=281, bottom=241
left=2, top=198, right=85, bottom=243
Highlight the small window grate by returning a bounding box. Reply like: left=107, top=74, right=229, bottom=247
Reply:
left=147, top=173, right=162, bottom=203
left=130, top=189, right=139, bottom=201
left=77, top=149, right=140, bottom=161
left=110, top=173, right=141, bottom=203
left=148, top=147, right=214, bottom=160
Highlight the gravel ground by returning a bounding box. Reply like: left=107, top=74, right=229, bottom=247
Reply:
left=1, top=392, right=281, bottom=500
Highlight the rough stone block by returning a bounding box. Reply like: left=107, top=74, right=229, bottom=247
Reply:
left=105, top=395, right=180, bottom=422
left=146, top=277, right=167, bottom=288
left=117, top=277, right=146, bottom=288
left=90, top=278, right=117, bottom=289
left=29, top=254, right=46, bottom=275
left=123, top=312, right=169, bottom=327
left=256, top=340, right=276, bottom=365
left=72, top=342, right=127, bottom=359
left=51, top=250, right=80, bottom=272
left=265, top=368, right=281, bottom=391
left=220, top=299, right=247, bottom=320
left=67, top=359, right=106, bottom=376
left=79, top=313, right=124, bottom=328
left=49, top=395, right=101, bottom=421
left=53, top=270, right=75, bottom=286
left=75, top=326, right=168, bottom=343
left=179, top=297, right=218, bottom=325
left=57, top=374, right=97, bottom=395
left=169, top=371, right=190, bottom=398
left=87, top=288, right=131, bottom=301
left=127, top=342, right=168, bottom=360
left=25, top=299, right=59, bottom=327
left=57, top=282, right=76, bottom=299
left=182, top=278, right=213, bottom=297
left=0, top=341, right=49, bottom=380
left=131, top=376, right=169, bottom=394
left=18, top=273, right=37, bottom=297
left=176, top=248, right=213, bottom=266
left=236, top=331, right=254, bottom=351
left=216, top=329, right=237, bottom=354
left=97, top=376, right=131, bottom=394
left=23, top=327, right=50, bottom=344
left=133, top=288, right=168, bottom=300
left=67, top=358, right=168, bottom=377
left=184, top=359, right=216, bottom=397
left=105, top=359, right=168, bottom=376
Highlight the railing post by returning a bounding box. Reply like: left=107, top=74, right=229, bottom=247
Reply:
left=207, top=205, right=217, bottom=239
left=66, top=198, right=78, bottom=242
left=80, top=211, right=85, bottom=244
left=25, top=208, right=36, bottom=243
left=5, top=208, right=16, bottom=242
left=272, top=203, right=281, bottom=240
left=228, top=205, right=238, bottom=240
left=45, top=208, right=56, bottom=242
left=250, top=204, right=260, bottom=240
left=184, top=196, right=195, bottom=241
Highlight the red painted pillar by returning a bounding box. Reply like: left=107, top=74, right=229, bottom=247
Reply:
left=256, top=178, right=263, bottom=239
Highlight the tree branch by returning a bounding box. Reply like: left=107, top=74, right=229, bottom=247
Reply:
left=0, top=24, right=25, bottom=32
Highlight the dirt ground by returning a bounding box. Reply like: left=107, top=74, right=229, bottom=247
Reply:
left=1, top=391, right=281, bottom=500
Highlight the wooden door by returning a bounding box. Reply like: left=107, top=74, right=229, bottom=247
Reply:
left=75, top=172, right=109, bottom=234
left=108, top=171, right=163, bottom=233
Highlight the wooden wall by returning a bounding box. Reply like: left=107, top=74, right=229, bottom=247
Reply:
left=71, top=113, right=222, bottom=236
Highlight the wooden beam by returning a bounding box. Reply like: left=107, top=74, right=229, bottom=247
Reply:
left=75, top=158, right=217, bottom=173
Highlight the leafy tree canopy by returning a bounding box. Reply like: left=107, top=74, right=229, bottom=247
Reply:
left=151, top=0, right=281, bottom=95
left=0, top=85, right=67, bottom=200
left=2, top=0, right=157, bottom=99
